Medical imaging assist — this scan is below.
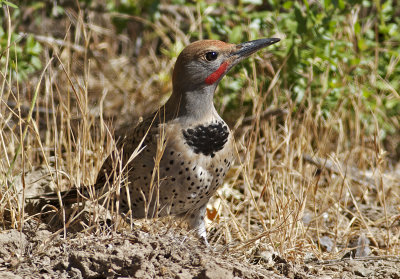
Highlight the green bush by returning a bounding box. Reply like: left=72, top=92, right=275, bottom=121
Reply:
left=2, top=0, right=399, bottom=136
left=180, top=0, right=400, bottom=137
left=0, top=3, right=43, bottom=82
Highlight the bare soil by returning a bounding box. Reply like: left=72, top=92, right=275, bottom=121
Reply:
left=1, top=226, right=399, bottom=279
left=2, top=161, right=400, bottom=279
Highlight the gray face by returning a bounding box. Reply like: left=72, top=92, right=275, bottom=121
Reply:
left=172, top=38, right=280, bottom=92
left=172, top=40, right=236, bottom=92
left=183, top=50, right=226, bottom=85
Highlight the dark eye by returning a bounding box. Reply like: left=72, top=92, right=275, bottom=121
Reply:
left=205, top=51, right=218, bottom=61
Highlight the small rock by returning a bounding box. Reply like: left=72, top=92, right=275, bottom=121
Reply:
left=355, top=233, right=371, bottom=258
left=175, top=269, right=193, bottom=279
left=0, top=230, right=28, bottom=260
left=198, top=262, right=233, bottom=279
left=354, top=265, right=372, bottom=277
left=319, top=236, right=334, bottom=252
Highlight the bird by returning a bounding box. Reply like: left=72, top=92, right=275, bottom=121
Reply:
left=34, top=37, right=280, bottom=243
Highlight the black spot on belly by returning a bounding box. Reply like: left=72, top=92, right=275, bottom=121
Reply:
left=182, top=121, right=229, bottom=157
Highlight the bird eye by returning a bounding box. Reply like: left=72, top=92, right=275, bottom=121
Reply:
left=205, top=51, right=218, bottom=61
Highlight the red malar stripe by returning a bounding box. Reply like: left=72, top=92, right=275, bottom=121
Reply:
left=205, top=62, right=229, bottom=85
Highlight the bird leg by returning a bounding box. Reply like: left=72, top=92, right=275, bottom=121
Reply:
left=185, top=204, right=209, bottom=245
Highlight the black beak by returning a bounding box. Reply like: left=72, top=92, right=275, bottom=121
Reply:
left=232, top=38, right=280, bottom=58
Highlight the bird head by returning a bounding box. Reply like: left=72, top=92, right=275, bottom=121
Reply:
left=165, top=38, right=280, bottom=120
left=172, top=38, right=280, bottom=93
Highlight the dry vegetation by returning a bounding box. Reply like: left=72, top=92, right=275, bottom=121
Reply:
left=1, top=1, right=400, bottom=277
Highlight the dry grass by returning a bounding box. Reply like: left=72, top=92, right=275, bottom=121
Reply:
left=1, top=3, right=399, bottom=265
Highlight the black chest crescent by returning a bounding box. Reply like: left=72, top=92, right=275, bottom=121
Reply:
left=182, top=122, right=230, bottom=157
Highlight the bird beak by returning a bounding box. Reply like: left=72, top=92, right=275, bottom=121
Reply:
left=231, top=38, right=280, bottom=61
left=204, top=38, right=280, bottom=85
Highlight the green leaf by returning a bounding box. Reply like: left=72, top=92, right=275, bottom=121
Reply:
left=354, top=22, right=361, bottom=35
left=2, top=1, right=18, bottom=8
left=283, top=1, right=293, bottom=9
left=242, top=0, right=262, bottom=5
left=30, top=56, right=42, bottom=70
left=26, top=35, right=42, bottom=55
left=294, top=3, right=307, bottom=34
left=230, top=26, right=243, bottom=44
left=324, top=0, right=331, bottom=9
left=338, top=0, right=345, bottom=10
left=385, top=99, right=400, bottom=110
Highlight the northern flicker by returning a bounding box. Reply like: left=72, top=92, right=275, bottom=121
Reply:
left=36, top=38, right=280, bottom=243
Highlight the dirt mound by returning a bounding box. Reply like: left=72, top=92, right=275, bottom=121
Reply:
left=1, top=227, right=399, bottom=279
left=1, top=228, right=281, bottom=279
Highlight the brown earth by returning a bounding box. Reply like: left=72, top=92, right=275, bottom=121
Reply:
left=2, top=166, right=400, bottom=279
left=1, top=226, right=400, bottom=279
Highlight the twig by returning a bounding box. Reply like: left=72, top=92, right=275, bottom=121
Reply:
left=241, top=107, right=288, bottom=126
left=311, top=255, right=400, bottom=266
left=6, top=100, right=55, bottom=115
left=303, top=154, right=378, bottom=190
